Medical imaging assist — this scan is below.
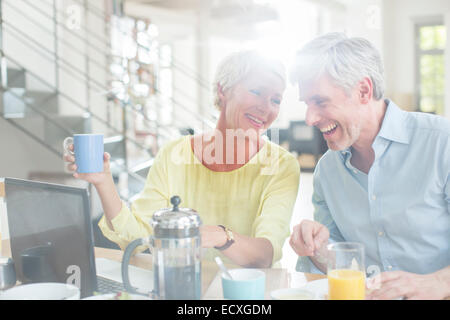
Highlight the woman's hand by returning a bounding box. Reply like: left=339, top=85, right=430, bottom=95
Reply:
left=63, top=143, right=112, bottom=187
left=200, top=225, right=273, bottom=268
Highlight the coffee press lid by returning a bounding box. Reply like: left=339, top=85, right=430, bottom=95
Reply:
left=152, top=196, right=202, bottom=237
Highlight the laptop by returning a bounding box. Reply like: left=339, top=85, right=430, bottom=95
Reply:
left=2, top=177, right=152, bottom=298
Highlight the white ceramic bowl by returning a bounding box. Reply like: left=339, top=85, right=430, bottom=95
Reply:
left=0, top=282, right=80, bottom=300
left=270, top=288, right=315, bottom=300
left=83, top=293, right=152, bottom=300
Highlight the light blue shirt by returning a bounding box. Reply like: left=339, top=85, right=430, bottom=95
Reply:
left=297, top=100, right=450, bottom=275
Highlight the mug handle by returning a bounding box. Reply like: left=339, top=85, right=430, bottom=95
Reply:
left=63, top=137, right=74, bottom=155
left=121, top=237, right=153, bottom=296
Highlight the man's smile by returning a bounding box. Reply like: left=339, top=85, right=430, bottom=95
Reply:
left=319, top=123, right=338, bottom=136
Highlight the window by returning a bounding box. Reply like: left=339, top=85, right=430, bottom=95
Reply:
left=415, top=24, right=446, bottom=115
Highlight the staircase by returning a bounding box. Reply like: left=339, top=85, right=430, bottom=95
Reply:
left=0, top=0, right=216, bottom=247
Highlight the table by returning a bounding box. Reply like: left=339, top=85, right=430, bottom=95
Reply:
left=94, top=247, right=326, bottom=299
left=4, top=244, right=448, bottom=300
left=2, top=239, right=324, bottom=299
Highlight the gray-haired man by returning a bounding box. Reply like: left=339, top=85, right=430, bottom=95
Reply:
left=289, top=32, right=450, bottom=300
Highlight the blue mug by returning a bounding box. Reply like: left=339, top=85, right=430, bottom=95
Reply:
left=221, top=268, right=266, bottom=300
left=63, top=134, right=104, bottom=173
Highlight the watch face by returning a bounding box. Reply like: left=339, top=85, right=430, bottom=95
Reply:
left=214, top=226, right=235, bottom=251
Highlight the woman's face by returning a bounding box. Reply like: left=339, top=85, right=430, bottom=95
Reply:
left=220, top=69, right=285, bottom=134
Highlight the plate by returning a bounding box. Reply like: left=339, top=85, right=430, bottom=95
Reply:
left=300, top=279, right=328, bottom=300
left=83, top=292, right=152, bottom=300
left=0, top=283, right=80, bottom=300
left=270, top=288, right=316, bottom=300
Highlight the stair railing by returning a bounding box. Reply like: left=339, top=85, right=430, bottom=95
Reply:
left=0, top=0, right=221, bottom=197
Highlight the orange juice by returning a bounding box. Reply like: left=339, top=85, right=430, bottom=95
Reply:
left=328, top=269, right=365, bottom=300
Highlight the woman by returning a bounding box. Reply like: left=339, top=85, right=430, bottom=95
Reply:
left=64, top=50, right=300, bottom=268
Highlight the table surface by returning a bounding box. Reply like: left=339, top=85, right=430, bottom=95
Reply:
left=4, top=243, right=448, bottom=300
left=2, top=239, right=325, bottom=299
left=94, top=247, right=326, bottom=300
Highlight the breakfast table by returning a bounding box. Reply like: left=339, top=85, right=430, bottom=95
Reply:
left=94, top=247, right=327, bottom=300
left=1, top=240, right=325, bottom=299
left=3, top=243, right=449, bottom=300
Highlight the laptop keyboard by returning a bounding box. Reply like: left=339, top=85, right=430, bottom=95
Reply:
left=96, top=275, right=127, bottom=294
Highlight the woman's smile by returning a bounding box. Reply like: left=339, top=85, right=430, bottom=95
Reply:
left=244, top=113, right=265, bottom=129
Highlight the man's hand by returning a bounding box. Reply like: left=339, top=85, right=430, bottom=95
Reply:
left=367, top=270, right=449, bottom=300
left=289, top=220, right=329, bottom=256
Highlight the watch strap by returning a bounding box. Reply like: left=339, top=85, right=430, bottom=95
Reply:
left=214, top=225, right=235, bottom=251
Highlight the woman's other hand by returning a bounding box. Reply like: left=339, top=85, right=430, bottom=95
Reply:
left=63, top=143, right=112, bottom=187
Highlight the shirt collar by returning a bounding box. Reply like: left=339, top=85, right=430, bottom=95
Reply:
left=376, top=99, right=410, bottom=145
left=337, top=99, right=409, bottom=162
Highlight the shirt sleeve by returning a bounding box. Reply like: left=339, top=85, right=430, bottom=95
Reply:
left=98, top=144, right=170, bottom=251
left=296, top=161, right=345, bottom=274
left=312, top=162, right=345, bottom=242
left=445, top=171, right=449, bottom=214
left=252, top=152, right=300, bottom=266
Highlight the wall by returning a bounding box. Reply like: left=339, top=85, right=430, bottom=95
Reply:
left=383, top=0, right=450, bottom=117
left=342, top=0, right=383, bottom=51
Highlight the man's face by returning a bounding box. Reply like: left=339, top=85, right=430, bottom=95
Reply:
left=299, top=74, right=364, bottom=151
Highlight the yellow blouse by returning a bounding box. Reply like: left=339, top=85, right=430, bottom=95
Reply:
left=99, top=135, right=300, bottom=265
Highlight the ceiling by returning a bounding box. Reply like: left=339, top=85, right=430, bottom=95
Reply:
left=123, top=0, right=351, bottom=11
left=124, top=0, right=280, bottom=23
left=123, top=0, right=204, bottom=10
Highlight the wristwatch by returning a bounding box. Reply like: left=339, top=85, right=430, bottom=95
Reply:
left=214, top=225, right=235, bottom=251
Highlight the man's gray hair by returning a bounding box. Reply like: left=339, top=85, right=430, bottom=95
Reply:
left=213, top=50, right=286, bottom=109
left=290, top=32, right=385, bottom=100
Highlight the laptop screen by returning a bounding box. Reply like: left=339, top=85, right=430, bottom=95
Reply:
left=4, top=178, right=97, bottom=298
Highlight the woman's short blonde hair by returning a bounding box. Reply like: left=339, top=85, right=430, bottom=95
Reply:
left=213, top=50, right=286, bottom=110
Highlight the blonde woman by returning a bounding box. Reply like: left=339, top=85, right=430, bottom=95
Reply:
left=64, top=51, right=300, bottom=268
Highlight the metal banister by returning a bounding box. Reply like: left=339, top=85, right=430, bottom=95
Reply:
left=2, top=87, right=148, bottom=187
left=25, top=0, right=111, bottom=48
left=13, top=0, right=214, bottom=97
left=34, top=0, right=214, bottom=94
left=2, top=12, right=216, bottom=127
left=3, top=0, right=107, bottom=69
left=1, top=0, right=217, bottom=158
left=1, top=51, right=156, bottom=155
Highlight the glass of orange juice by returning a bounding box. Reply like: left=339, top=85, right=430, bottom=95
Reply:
left=327, top=242, right=365, bottom=300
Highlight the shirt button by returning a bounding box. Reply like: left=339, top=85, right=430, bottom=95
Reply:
left=387, top=265, right=393, bottom=270
left=378, top=231, right=384, bottom=236
left=372, top=195, right=377, bottom=201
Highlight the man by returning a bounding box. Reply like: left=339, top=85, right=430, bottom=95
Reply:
left=289, top=32, right=450, bottom=300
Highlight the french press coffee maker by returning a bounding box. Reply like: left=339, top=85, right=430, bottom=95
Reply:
left=121, top=196, right=202, bottom=299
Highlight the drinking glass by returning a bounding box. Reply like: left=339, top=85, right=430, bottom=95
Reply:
left=327, top=242, right=365, bottom=300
